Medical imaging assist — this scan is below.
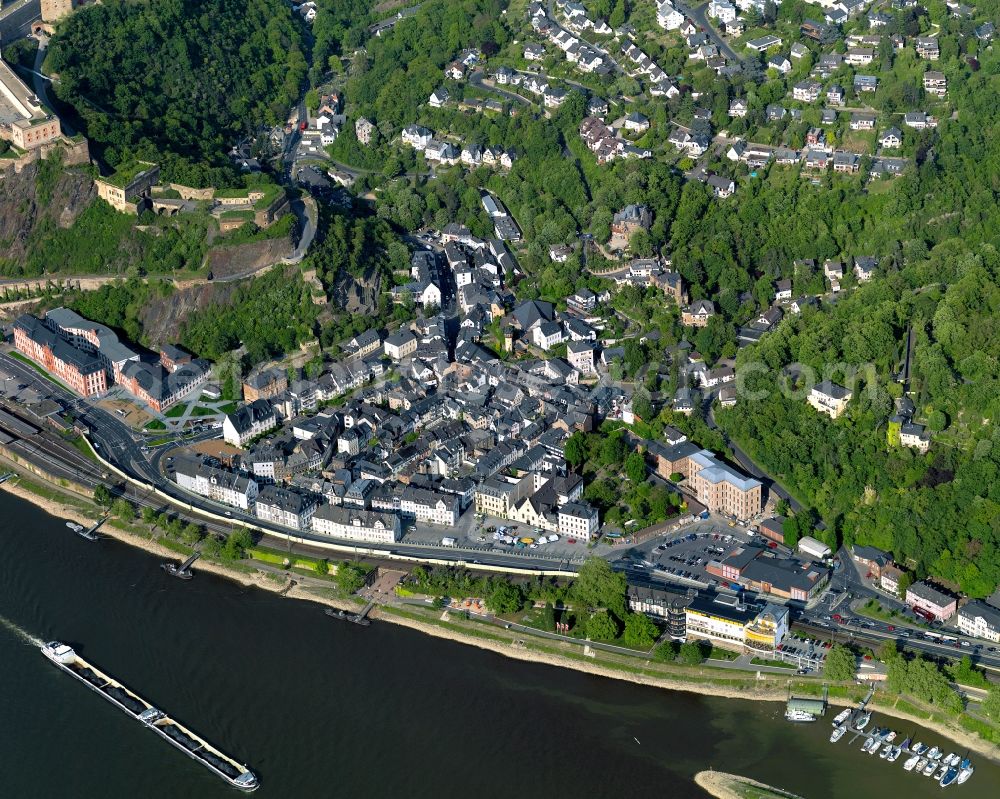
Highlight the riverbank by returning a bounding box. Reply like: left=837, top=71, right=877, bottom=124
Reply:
left=694, top=771, right=802, bottom=799
left=0, top=478, right=357, bottom=611
left=3, top=476, right=999, bottom=764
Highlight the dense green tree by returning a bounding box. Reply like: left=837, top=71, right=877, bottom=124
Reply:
left=572, top=558, right=627, bottom=616
left=625, top=451, right=647, bottom=485
left=824, top=644, right=857, bottom=681
left=486, top=580, right=524, bottom=614
left=586, top=610, right=619, bottom=640
left=110, top=498, right=134, bottom=521
left=49, top=0, right=308, bottom=176
left=599, top=430, right=629, bottom=468
left=622, top=613, right=659, bottom=649
left=181, top=523, right=203, bottom=545
left=677, top=641, right=704, bottom=665
left=93, top=485, right=112, bottom=507
left=334, top=562, right=369, bottom=594
left=222, top=527, right=253, bottom=560
left=564, top=432, right=587, bottom=471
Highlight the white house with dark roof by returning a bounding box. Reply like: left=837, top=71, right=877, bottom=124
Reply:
left=401, top=125, right=433, bottom=150
left=807, top=380, right=852, bottom=419
left=879, top=127, right=902, bottom=148
left=223, top=399, right=278, bottom=447
left=255, top=485, right=317, bottom=530
left=729, top=98, right=748, bottom=118
left=311, top=505, right=401, bottom=544
left=428, top=87, right=450, bottom=108
left=957, top=601, right=1000, bottom=642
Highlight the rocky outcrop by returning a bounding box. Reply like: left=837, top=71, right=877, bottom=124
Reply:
left=137, top=281, right=242, bottom=347
left=0, top=161, right=96, bottom=265
left=205, top=237, right=294, bottom=280
left=329, top=264, right=382, bottom=314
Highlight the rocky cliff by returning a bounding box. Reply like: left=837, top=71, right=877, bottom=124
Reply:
left=0, top=162, right=95, bottom=265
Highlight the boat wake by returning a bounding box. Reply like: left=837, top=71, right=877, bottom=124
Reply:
left=0, top=613, right=45, bottom=647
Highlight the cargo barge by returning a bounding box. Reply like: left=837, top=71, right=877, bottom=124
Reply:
left=41, top=641, right=258, bottom=792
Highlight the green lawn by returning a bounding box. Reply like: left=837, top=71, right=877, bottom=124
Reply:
left=216, top=402, right=237, bottom=415
left=249, top=547, right=290, bottom=566
left=192, top=405, right=218, bottom=416
left=248, top=545, right=328, bottom=574
left=145, top=420, right=167, bottom=431
left=708, top=647, right=740, bottom=661
left=164, top=403, right=189, bottom=418
left=855, top=598, right=925, bottom=628
left=65, top=434, right=98, bottom=462
left=751, top=657, right=795, bottom=669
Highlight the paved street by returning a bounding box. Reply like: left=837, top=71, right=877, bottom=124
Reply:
left=0, top=0, right=38, bottom=40
left=675, top=0, right=741, bottom=62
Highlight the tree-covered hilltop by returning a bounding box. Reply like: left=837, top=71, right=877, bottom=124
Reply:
left=346, top=0, right=509, bottom=127
left=717, top=247, right=1000, bottom=597
left=48, top=0, right=308, bottom=180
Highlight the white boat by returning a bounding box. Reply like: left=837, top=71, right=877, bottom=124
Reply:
left=879, top=745, right=892, bottom=759
left=784, top=709, right=816, bottom=722
left=927, top=746, right=942, bottom=760
left=915, top=758, right=929, bottom=773
left=922, top=760, right=938, bottom=777
left=903, top=755, right=920, bottom=772
left=885, top=730, right=897, bottom=743
left=830, top=726, right=846, bottom=743
left=912, top=742, right=927, bottom=754
left=832, top=708, right=852, bottom=726
left=887, top=746, right=902, bottom=763
left=42, top=642, right=77, bottom=664
left=870, top=740, right=883, bottom=755
left=946, top=753, right=959, bottom=766
left=853, top=711, right=871, bottom=732
left=66, top=521, right=84, bottom=533
left=956, top=760, right=974, bottom=785
left=861, top=737, right=875, bottom=752
left=935, top=765, right=949, bottom=781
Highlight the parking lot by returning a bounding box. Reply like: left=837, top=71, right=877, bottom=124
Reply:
left=775, top=635, right=829, bottom=671
left=614, top=519, right=758, bottom=589
left=401, top=510, right=599, bottom=563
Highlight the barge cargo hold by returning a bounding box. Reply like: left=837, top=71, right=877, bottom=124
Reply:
left=41, top=642, right=258, bottom=792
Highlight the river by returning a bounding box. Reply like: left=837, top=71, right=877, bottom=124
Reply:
left=0, top=493, right=996, bottom=798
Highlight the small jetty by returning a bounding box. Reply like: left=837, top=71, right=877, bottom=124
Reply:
left=162, top=552, right=199, bottom=580
left=69, top=514, right=106, bottom=541
left=324, top=599, right=375, bottom=627
left=42, top=641, right=258, bottom=791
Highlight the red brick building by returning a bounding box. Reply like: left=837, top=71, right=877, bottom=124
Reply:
left=13, top=315, right=106, bottom=397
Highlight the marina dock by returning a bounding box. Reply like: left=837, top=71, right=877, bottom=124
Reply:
left=826, top=685, right=975, bottom=787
